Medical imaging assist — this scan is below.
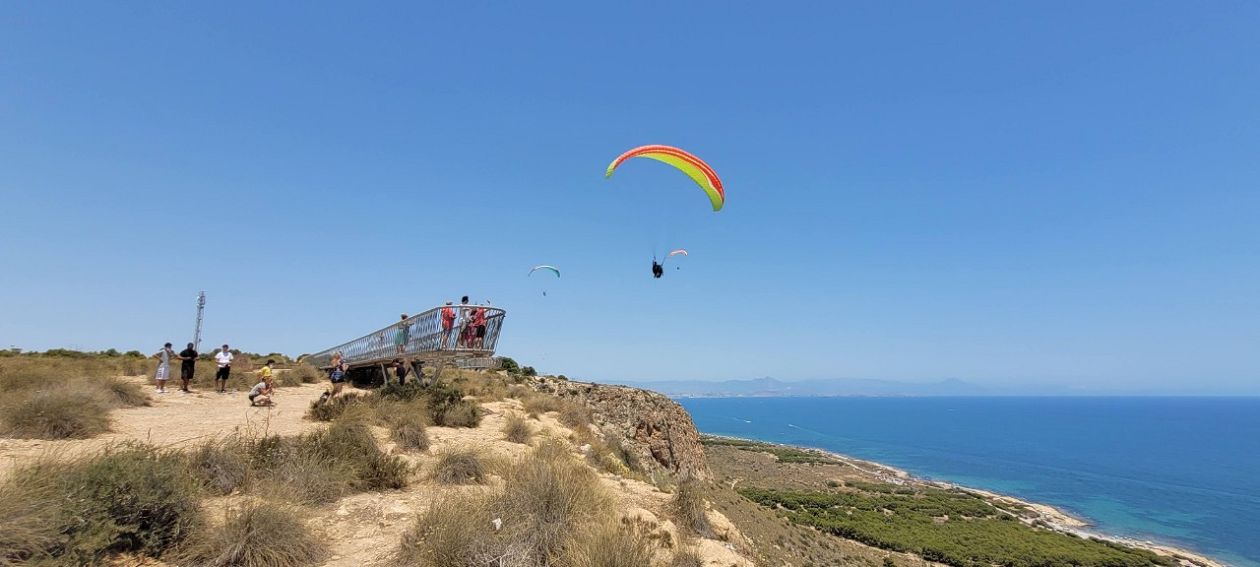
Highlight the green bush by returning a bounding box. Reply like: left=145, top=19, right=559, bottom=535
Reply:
left=521, top=366, right=538, bottom=377
left=739, top=486, right=1175, bottom=567
left=498, top=357, right=520, bottom=373
left=183, top=502, right=326, bottom=567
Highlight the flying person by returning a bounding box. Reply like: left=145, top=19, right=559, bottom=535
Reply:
left=652, top=259, right=664, bottom=278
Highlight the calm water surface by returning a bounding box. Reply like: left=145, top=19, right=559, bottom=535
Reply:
left=679, top=397, right=1260, bottom=567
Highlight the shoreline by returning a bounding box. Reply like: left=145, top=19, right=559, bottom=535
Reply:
left=701, top=433, right=1228, bottom=567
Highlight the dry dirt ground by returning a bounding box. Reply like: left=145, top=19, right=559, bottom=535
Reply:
left=0, top=376, right=753, bottom=567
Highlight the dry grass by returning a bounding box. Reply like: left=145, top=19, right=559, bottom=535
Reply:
left=431, top=447, right=490, bottom=485
left=558, top=401, right=592, bottom=430
left=522, top=393, right=564, bottom=418
left=672, top=479, right=714, bottom=538
left=558, top=520, right=659, bottom=567
left=388, top=411, right=431, bottom=452
left=394, top=492, right=525, bottom=567
left=499, top=441, right=612, bottom=560
left=183, top=502, right=326, bottom=567
left=287, top=362, right=324, bottom=384
left=670, top=548, right=706, bottom=567
left=0, top=390, right=112, bottom=439
left=503, top=413, right=533, bottom=444
left=250, top=420, right=410, bottom=504
left=0, top=444, right=202, bottom=564
left=0, top=356, right=151, bottom=440
left=187, top=438, right=250, bottom=495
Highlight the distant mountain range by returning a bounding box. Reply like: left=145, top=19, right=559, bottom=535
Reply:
left=618, top=376, right=1000, bottom=398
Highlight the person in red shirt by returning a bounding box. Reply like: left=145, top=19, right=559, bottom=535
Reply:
left=440, top=301, right=456, bottom=349
left=472, top=306, right=487, bottom=348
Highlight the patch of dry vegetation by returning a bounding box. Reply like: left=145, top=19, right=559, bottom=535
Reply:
left=558, top=520, right=658, bottom=567
left=0, top=444, right=201, bottom=564
left=672, top=479, right=715, bottom=538
left=0, top=356, right=150, bottom=439
left=395, top=440, right=635, bottom=567
left=431, top=448, right=490, bottom=485
left=503, top=413, right=533, bottom=444
left=182, top=502, right=326, bottom=567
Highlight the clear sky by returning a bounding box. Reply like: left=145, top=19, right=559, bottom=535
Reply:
left=2, top=2, right=1257, bottom=394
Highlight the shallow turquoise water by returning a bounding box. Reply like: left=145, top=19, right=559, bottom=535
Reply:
left=678, top=397, right=1260, bottom=567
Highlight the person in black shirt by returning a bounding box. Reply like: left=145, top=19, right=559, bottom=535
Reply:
left=391, top=358, right=409, bottom=386
left=652, top=260, right=664, bottom=279
left=178, top=343, right=198, bottom=393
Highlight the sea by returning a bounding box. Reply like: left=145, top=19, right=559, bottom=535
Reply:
left=678, top=397, right=1260, bottom=567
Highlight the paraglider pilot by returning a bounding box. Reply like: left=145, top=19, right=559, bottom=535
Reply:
left=652, top=260, right=664, bottom=279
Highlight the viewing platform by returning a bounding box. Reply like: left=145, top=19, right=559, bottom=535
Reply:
left=304, top=304, right=505, bottom=382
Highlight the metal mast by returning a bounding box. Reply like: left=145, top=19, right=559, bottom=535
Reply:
left=193, top=292, right=206, bottom=351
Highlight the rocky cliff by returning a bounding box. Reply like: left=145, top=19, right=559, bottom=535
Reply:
left=531, top=376, right=710, bottom=480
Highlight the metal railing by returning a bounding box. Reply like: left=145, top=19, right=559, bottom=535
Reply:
left=304, top=305, right=505, bottom=370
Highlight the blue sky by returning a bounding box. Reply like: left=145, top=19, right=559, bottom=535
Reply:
left=1, top=2, right=1257, bottom=393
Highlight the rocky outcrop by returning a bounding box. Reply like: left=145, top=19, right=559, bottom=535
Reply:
left=533, top=377, right=710, bottom=480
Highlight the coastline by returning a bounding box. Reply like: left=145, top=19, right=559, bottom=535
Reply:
left=701, top=433, right=1227, bottom=567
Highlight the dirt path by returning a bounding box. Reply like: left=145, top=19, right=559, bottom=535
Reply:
left=0, top=376, right=328, bottom=476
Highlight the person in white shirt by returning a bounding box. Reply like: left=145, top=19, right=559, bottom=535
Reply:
left=214, top=344, right=234, bottom=393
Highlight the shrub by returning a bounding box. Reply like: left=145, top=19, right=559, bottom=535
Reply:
left=431, top=448, right=489, bottom=485
left=0, top=390, right=111, bottom=439
left=559, top=520, right=658, bottom=567
left=100, top=376, right=151, bottom=407
left=394, top=493, right=523, bottom=567
left=671, top=548, right=705, bottom=567
left=0, top=459, right=62, bottom=565
left=521, top=366, right=538, bottom=377
left=427, top=383, right=482, bottom=427
left=187, top=438, right=250, bottom=495
left=498, top=441, right=611, bottom=560
left=503, top=413, right=532, bottom=444
left=253, top=421, right=410, bottom=503
left=558, top=402, right=592, bottom=430
left=389, top=411, right=431, bottom=452
left=288, top=363, right=324, bottom=384
left=672, top=479, right=714, bottom=538
left=498, top=357, right=520, bottom=373
left=434, top=400, right=483, bottom=427
left=522, top=394, right=564, bottom=417
left=183, top=502, right=326, bottom=567
left=0, top=444, right=202, bottom=563
left=305, top=393, right=365, bottom=422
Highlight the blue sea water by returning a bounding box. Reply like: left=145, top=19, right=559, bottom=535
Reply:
left=678, top=397, right=1260, bottom=567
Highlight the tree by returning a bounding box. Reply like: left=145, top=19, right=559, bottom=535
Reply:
left=498, top=357, right=520, bottom=373
left=521, top=366, right=537, bottom=377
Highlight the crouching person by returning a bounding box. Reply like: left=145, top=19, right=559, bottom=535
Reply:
left=249, top=360, right=276, bottom=406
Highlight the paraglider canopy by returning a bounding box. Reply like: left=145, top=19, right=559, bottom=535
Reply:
left=668, top=249, right=688, bottom=257
left=605, top=145, right=725, bottom=211
left=528, top=265, right=560, bottom=278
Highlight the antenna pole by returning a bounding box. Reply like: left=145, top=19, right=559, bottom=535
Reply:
left=193, top=291, right=206, bottom=351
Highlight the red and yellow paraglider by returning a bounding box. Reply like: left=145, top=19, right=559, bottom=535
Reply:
left=605, top=145, right=725, bottom=211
